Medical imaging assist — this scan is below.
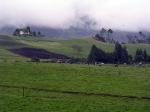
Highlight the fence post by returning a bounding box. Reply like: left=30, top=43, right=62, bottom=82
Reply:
left=23, top=87, right=25, bottom=97
left=88, top=65, right=90, bottom=72
left=118, top=68, right=121, bottom=75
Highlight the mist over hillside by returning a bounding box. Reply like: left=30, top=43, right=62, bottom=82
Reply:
left=1, top=25, right=150, bottom=43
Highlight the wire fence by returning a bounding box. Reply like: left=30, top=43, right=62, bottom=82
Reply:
left=0, top=84, right=150, bottom=101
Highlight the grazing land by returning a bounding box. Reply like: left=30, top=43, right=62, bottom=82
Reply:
left=0, top=62, right=150, bottom=111
left=0, top=35, right=150, bottom=111
left=1, top=35, right=150, bottom=60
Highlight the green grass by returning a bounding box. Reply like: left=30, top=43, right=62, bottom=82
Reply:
left=0, top=35, right=29, bottom=61
left=1, top=94, right=150, bottom=112
left=0, top=62, right=150, bottom=111
left=11, top=36, right=150, bottom=58
left=0, top=62, right=150, bottom=96
left=0, top=35, right=150, bottom=111
left=13, top=37, right=115, bottom=58
left=1, top=35, right=150, bottom=59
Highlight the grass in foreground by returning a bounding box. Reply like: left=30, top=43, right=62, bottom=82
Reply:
left=0, top=94, right=150, bottom=112
left=0, top=62, right=150, bottom=97
left=0, top=62, right=150, bottom=111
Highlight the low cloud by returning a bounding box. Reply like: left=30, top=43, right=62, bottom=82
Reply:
left=0, top=0, right=150, bottom=31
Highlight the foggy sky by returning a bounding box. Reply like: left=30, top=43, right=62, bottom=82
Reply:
left=0, top=0, right=150, bottom=31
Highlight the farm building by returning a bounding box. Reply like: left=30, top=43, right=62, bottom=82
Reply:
left=13, top=26, right=32, bottom=36
left=13, top=26, right=43, bottom=37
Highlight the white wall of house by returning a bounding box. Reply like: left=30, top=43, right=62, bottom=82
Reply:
left=19, top=31, right=24, bottom=35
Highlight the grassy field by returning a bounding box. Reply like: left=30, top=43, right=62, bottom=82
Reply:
left=0, top=62, right=150, bottom=111
left=0, top=35, right=150, bottom=111
left=1, top=35, right=150, bottom=59
left=1, top=62, right=150, bottom=96
left=15, top=36, right=150, bottom=58
left=1, top=94, right=150, bottom=112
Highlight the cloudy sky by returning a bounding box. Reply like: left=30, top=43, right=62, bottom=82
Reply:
left=0, top=0, right=150, bottom=31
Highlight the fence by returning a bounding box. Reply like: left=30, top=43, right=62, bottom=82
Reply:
left=0, top=84, right=150, bottom=101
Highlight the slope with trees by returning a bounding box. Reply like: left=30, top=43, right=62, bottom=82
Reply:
left=88, top=43, right=150, bottom=64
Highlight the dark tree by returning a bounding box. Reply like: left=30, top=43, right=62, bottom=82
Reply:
left=134, top=49, right=144, bottom=63
left=88, top=45, right=98, bottom=63
left=38, top=31, right=41, bottom=36
left=139, top=31, right=143, bottom=37
left=114, top=42, right=122, bottom=63
left=88, top=43, right=133, bottom=64
left=113, top=43, right=131, bottom=64
left=26, top=26, right=31, bottom=33
left=121, top=46, right=129, bottom=63
left=143, top=49, right=148, bottom=62
left=108, top=29, right=113, bottom=39
left=139, top=31, right=146, bottom=38
left=88, top=45, right=106, bottom=64
left=100, top=28, right=107, bottom=38
left=105, top=53, right=115, bottom=63
left=94, top=34, right=105, bottom=42
left=95, top=34, right=100, bottom=38
left=13, top=29, right=20, bottom=36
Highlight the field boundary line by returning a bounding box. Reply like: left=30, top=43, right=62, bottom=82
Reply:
left=0, top=84, right=150, bottom=101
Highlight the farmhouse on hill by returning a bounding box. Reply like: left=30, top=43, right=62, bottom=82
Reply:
left=13, top=26, right=43, bottom=37
left=13, top=26, right=31, bottom=36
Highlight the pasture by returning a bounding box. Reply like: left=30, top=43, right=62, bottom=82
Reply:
left=0, top=35, right=150, bottom=111
left=1, top=35, right=150, bottom=59
left=0, top=62, right=150, bottom=111
left=16, top=36, right=150, bottom=58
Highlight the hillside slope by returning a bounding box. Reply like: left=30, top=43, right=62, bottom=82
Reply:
left=1, top=35, right=150, bottom=60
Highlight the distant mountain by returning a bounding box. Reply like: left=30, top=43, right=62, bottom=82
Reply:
left=30, top=26, right=97, bottom=38
left=0, top=26, right=150, bottom=43
left=0, top=26, right=15, bottom=35
left=0, top=26, right=97, bottom=38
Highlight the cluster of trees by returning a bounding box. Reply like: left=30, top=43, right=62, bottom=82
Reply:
left=93, top=28, right=115, bottom=43
left=134, top=49, right=150, bottom=63
left=127, top=31, right=150, bottom=44
left=95, top=29, right=150, bottom=44
left=88, top=43, right=150, bottom=64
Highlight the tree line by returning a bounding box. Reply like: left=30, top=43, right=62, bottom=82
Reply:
left=94, top=28, right=150, bottom=44
left=93, top=28, right=114, bottom=43
left=88, top=43, right=150, bottom=64
left=127, top=31, right=150, bottom=44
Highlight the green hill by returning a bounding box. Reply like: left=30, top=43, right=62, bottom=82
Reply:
left=1, top=35, right=150, bottom=60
